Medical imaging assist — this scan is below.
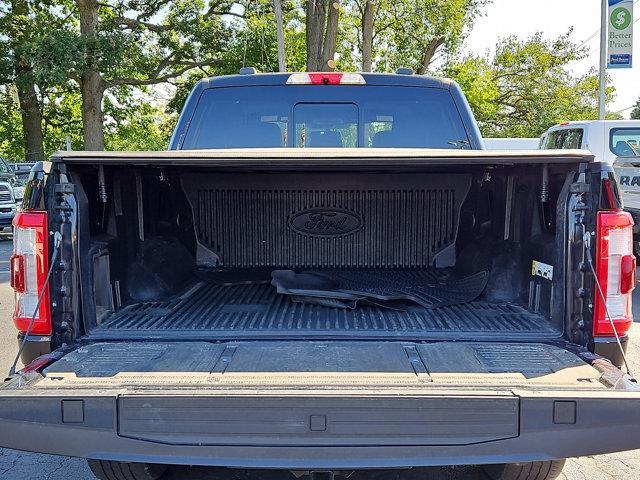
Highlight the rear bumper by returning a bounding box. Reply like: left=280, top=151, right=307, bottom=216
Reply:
left=16, top=333, right=52, bottom=366
left=592, top=335, right=629, bottom=368
left=1, top=390, right=640, bottom=467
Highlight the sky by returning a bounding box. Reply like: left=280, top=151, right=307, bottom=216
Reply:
left=465, top=0, right=640, bottom=117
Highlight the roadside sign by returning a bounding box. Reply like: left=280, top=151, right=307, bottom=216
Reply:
left=608, top=0, right=634, bottom=68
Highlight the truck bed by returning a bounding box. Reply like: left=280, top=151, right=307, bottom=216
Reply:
left=64, top=153, right=583, bottom=344
left=90, top=281, right=559, bottom=341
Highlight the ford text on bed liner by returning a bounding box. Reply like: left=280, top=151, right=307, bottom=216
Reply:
left=1, top=72, right=640, bottom=480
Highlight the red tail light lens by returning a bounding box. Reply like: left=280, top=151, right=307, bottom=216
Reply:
left=286, top=72, right=366, bottom=85
left=593, top=211, right=635, bottom=337
left=10, top=254, right=25, bottom=293
left=11, top=212, right=51, bottom=335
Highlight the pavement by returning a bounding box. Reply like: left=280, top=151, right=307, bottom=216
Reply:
left=0, top=238, right=638, bottom=479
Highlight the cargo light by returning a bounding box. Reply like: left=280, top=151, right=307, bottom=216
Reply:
left=593, top=210, right=636, bottom=337
left=286, top=72, right=366, bottom=85
left=11, top=211, right=51, bottom=335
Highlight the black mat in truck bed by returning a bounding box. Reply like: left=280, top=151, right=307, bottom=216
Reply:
left=271, top=269, right=489, bottom=309
left=91, top=282, right=560, bottom=341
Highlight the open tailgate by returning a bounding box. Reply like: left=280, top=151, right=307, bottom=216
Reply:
left=1, top=340, right=640, bottom=467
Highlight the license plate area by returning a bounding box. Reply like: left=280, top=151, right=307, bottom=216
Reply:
left=117, top=394, right=519, bottom=446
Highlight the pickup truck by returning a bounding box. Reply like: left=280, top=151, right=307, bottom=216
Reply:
left=539, top=121, right=640, bottom=258
left=2, top=71, right=640, bottom=480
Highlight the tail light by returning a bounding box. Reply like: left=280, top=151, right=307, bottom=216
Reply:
left=286, top=72, right=366, bottom=85
left=593, top=210, right=636, bottom=337
left=11, top=212, right=51, bottom=335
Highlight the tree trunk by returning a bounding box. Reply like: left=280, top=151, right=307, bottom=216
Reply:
left=321, top=1, right=339, bottom=71
left=80, top=71, right=106, bottom=150
left=305, top=0, right=326, bottom=71
left=15, top=81, right=44, bottom=162
left=361, top=0, right=375, bottom=72
left=77, top=0, right=105, bottom=150
left=417, top=37, right=445, bottom=75
left=306, top=0, right=337, bottom=72
left=11, top=0, right=45, bottom=162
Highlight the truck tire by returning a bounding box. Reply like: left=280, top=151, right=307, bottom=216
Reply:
left=88, top=460, right=168, bottom=480
left=481, top=460, right=566, bottom=480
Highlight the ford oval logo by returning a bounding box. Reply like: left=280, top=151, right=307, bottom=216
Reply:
left=289, top=208, right=363, bottom=236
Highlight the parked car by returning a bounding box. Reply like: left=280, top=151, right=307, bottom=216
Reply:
left=10, top=161, right=36, bottom=183
left=1, top=72, right=639, bottom=480
left=0, top=156, right=25, bottom=232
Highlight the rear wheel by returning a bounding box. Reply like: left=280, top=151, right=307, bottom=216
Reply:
left=481, top=459, right=566, bottom=480
left=88, top=460, right=168, bottom=480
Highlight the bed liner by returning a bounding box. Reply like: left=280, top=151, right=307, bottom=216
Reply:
left=90, top=281, right=560, bottom=341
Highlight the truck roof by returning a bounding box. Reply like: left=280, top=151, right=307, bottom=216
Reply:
left=549, top=120, right=640, bottom=128
left=197, top=72, right=452, bottom=89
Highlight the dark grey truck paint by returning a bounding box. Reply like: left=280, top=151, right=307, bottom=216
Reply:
left=2, top=74, right=640, bottom=470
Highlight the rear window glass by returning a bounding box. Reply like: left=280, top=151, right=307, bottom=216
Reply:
left=182, top=85, right=470, bottom=149
left=542, top=128, right=584, bottom=149
left=610, top=128, right=640, bottom=157
left=294, top=103, right=358, bottom=147
left=0, top=159, right=11, bottom=174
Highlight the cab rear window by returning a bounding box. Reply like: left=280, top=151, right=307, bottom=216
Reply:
left=542, top=128, right=584, bottom=149
left=181, top=86, right=470, bottom=149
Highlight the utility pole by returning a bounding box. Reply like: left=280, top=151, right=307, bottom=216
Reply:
left=274, top=0, right=286, bottom=72
left=599, top=0, right=608, bottom=120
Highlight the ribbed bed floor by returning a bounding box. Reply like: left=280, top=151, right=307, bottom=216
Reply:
left=91, top=282, right=560, bottom=340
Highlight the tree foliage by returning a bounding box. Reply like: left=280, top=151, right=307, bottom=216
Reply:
left=0, top=0, right=74, bottom=161
left=0, top=1, right=628, bottom=161
left=631, top=98, right=640, bottom=120
left=447, top=32, right=620, bottom=138
left=342, top=0, right=486, bottom=73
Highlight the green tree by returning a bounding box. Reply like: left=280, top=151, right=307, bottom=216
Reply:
left=167, top=0, right=307, bottom=115
left=0, top=86, right=25, bottom=160
left=343, top=0, right=487, bottom=73
left=447, top=32, right=619, bottom=138
left=104, top=89, right=175, bottom=151
left=0, top=1, right=71, bottom=161
left=631, top=98, right=640, bottom=120
left=50, top=0, right=237, bottom=150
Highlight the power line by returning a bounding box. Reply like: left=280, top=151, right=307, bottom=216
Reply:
left=615, top=104, right=638, bottom=113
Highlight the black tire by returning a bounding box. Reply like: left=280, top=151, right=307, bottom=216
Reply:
left=88, top=460, right=168, bottom=480
left=481, top=459, right=566, bottom=480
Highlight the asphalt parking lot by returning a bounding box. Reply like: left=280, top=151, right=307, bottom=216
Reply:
left=0, top=238, right=639, bottom=479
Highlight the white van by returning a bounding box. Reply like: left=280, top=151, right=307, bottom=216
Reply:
left=539, top=120, right=640, bottom=164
